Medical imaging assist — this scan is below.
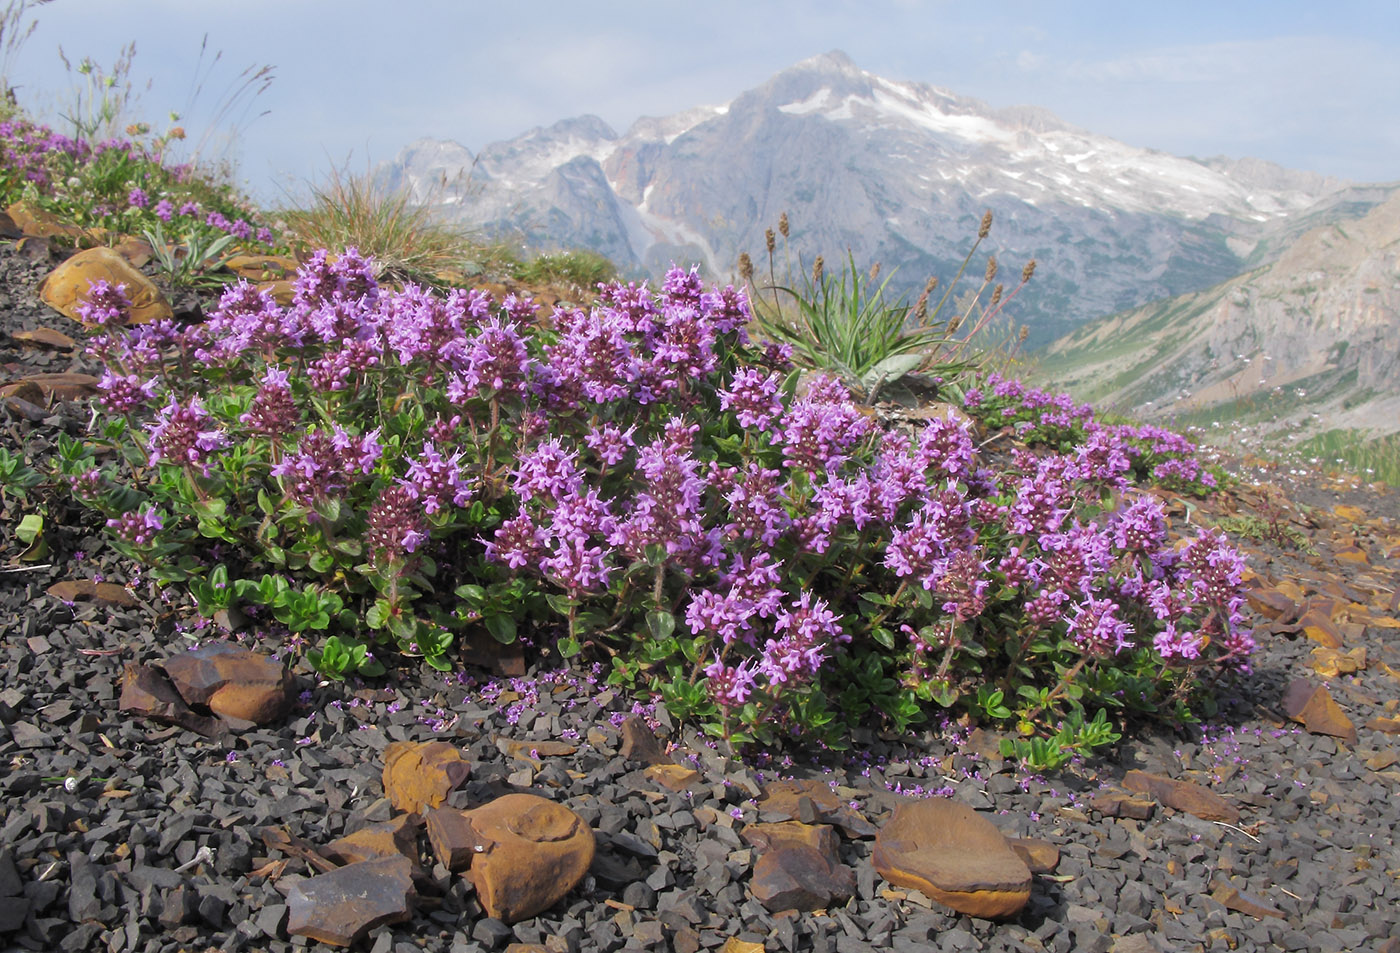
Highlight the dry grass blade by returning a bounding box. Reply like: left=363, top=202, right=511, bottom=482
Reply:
left=279, top=165, right=475, bottom=282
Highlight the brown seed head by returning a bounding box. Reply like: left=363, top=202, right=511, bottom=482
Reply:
left=925, top=276, right=939, bottom=294
left=738, top=252, right=754, bottom=284
left=812, top=255, right=824, bottom=287
left=990, top=284, right=1003, bottom=308
left=985, top=256, right=998, bottom=282
left=1022, top=260, right=1037, bottom=283
left=869, top=261, right=881, bottom=281
left=946, top=314, right=963, bottom=334
left=913, top=293, right=929, bottom=322
left=778, top=212, right=789, bottom=238
left=978, top=210, right=993, bottom=239
left=1019, top=325, right=1029, bottom=343
left=765, top=229, right=775, bottom=255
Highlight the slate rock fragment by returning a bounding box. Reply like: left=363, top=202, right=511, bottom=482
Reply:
left=285, top=855, right=416, bottom=947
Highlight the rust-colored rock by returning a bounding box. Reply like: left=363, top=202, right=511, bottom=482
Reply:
left=1007, top=838, right=1060, bottom=874
left=285, top=855, right=415, bottom=947
left=160, top=643, right=293, bottom=727
left=16, top=372, right=101, bottom=403
left=643, top=763, right=703, bottom=793
left=1089, top=792, right=1156, bottom=821
left=1121, top=770, right=1240, bottom=824
left=12, top=328, right=77, bottom=351
left=47, top=579, right=137, bottom=607
left=382, top=741, right=472, bottom=814
left=1244, top=586, right=1299, bottom=622
left=111, top=236, right=153, bottom=268
left=1280, top=678, right=1358, bottom=745
left=1309, top=646, right=1367, bottom=678
left=1298, top=609, right=1344, bottom=648
left=460, top=793, right=594, bottom=923
left=1365, top=716, right=1400, bottom=734
left=619, top=714, right=667, bottom=764
left=256, top=279, right=296, bottom=309
left=872, top=799, right=1032, bottom=919
left=425, top=806, right=494, bottom=872
left=118, top=663, right=225, bottom=738
left=225, top=254, right=299, bottom=280
left=1210, top=882, right=1286, bottom=919
left=750, top=845, right=856, bottom=913
left=495, top=737, right=578, bottom=764
left=323, top=816, right=421, bottom=866
left=742, top=821, right=840, bottom=860
left=6, top=200, right=83, bottom=239
left=757, top=779, right=877, bottom=838
left=39, top=246, right=173, bottom=325
left=0, top=381, right=44, bottom=404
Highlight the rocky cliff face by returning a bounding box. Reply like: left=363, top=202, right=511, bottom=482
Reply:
left=1038, top=191, right=1400, bottom=437
left=375, top=51, right=1385, bottom=346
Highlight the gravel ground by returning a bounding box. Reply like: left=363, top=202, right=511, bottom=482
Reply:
left=2, top=238, right=1399, bottom=953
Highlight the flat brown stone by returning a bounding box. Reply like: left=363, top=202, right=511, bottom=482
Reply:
left=225, top=254, right=299, bottom=280
left=1089, top=792, right=1156, bottom=821
left=496, top=737, right=578, bottom=764
left=38, top=246, right=172, bottom=325
left=1280, top=678, right=1358, bottom=745
left=285, top=855, right=415, bottom=947
left=643, top=763, right=703, bottom=793
left=1298, top=610, right=1344, bottom=648
left=12, top=328, right=77, bottom=351
left=619, top=714, right=667, bottom=764
left=750, top=845, right=856, bottom=913
left=741, top=822, right=840, bottom=863
left=1365, top=716, right=1400, bottom=734
left=1210, top=882, right=1285, bottom=919
left=47, top=579, right=137, bottom=607
left=382, top=741, right=472, bottom=814
left=1308, top=646, right=1367, bottom=678
left=1121, top=770, right=1240, bottom=824
left=757, top=779, right=877, bottom=838
left=461, top=794, right=594, bottom=923
left=323, top=816, right=421, bottom=866
left=18, top=372, right=101, bottom=403
left=872, top=799, right=1032, bottom=919
left=118, top=664, right=225, bottom=738
left=1245, top=586, right=1300, bottom=622
left=6, top=201, right=83, bottom=239
left=1007, top=838, right=1060, bottom=874
left=160, top=643, right=293, bottom=727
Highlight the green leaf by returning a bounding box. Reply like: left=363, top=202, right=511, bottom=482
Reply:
left=646, top=610, right=675, bottom=641
left=557, top=635, right=581, bottom=658
left=308, top=551, right=334, bottom=574
left=367, top=600, right=391, bottom=630
left=484, top=613, right=516, bottom=644
left=16, top=513, right=43, bottom=545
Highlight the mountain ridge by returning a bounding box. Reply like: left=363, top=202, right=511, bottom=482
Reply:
left=374, top=50, right=1392, bottom=346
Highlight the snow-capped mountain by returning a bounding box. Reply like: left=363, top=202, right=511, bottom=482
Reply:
left=375, top=50, right=1387, bottom=343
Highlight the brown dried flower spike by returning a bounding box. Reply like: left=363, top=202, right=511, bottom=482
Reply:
left=778, top=212, right=790, bottom=239
left=978, top=210, right=993, bottom=239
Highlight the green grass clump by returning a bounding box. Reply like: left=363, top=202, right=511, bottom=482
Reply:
left=741, top=210, right=1035, bottom=400
left=513, top=249, right=617, bottom=291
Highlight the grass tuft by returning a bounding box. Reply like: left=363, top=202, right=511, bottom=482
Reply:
left=278, top=165, right=477, bottom=283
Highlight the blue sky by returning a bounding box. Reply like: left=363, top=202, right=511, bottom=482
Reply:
left=7, top=1, right=1399, bottom=203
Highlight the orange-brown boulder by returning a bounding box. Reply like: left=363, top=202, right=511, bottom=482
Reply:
left=872, top=799, right=1031, bottom=919
left=382, top=741, right=471, bottom=814
left=39, top=246, right=172, bottom=325
left=460, top=793, right=594, bottom=923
